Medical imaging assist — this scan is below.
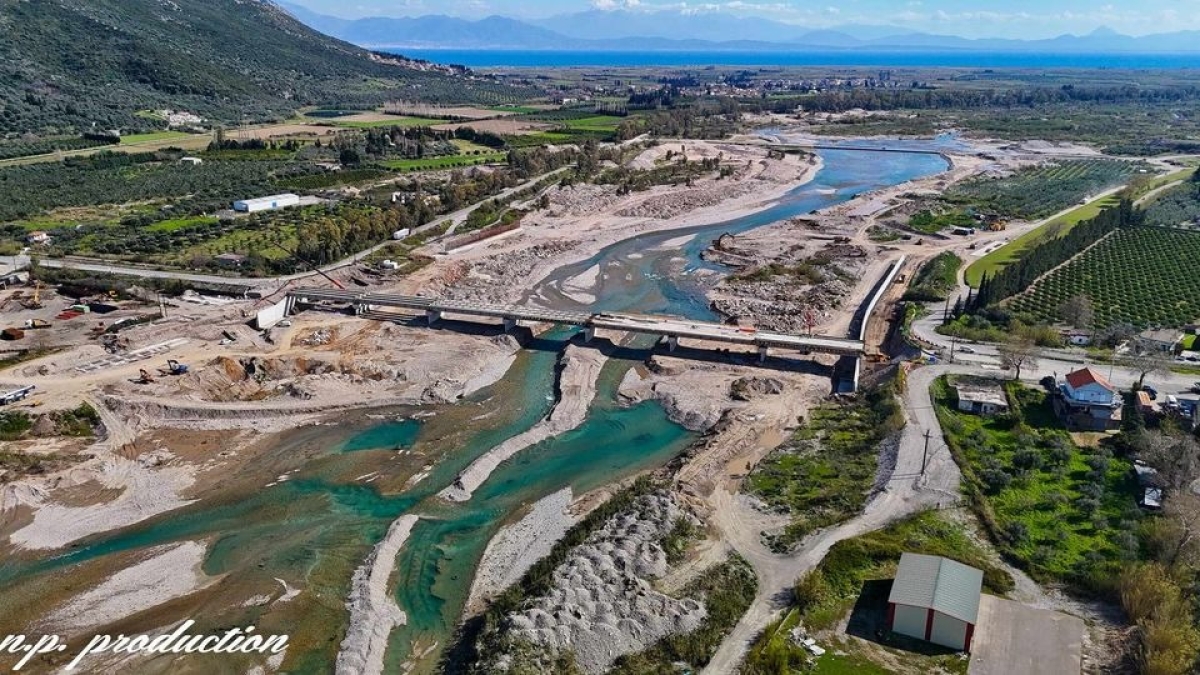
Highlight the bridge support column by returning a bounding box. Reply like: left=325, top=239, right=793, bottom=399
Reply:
left=666, top=335, right=678, bottom=352
left=426, top=309, right=442, bottom=325
left=582, top=326, right=595, bottom=343
left=758, top=345, right=768, bottom=364
left=284, top=295, right=296, bottom=316
left=503, top=317, right=517, bottom=333
left=354, top=302, right=366, bottom=316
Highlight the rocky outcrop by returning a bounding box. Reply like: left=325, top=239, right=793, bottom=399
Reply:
left=729, top=377, right=784, bottom=401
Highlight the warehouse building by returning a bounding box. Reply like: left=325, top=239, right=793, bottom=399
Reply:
left=232, top=193, right=301, bottom=213
left=886, top=553, right=983, bottom=652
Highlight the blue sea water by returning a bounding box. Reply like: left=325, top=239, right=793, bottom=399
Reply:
left=394, top=48, right=1200, bottom=69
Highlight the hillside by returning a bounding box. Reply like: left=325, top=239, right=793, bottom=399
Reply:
left=0, top=0, right=523, bottom=136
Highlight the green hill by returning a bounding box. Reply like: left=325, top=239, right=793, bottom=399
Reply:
left=0, top=0, right=523, bottom=136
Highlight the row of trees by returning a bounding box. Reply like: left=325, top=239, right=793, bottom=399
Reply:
left=971, top=199, right=1141, bottom=309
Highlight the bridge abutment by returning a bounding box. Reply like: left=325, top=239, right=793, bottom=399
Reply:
left=666, top=335, right=679, bottom=352
left=426, top=309, right=442, bottom=325
left=503, top=317, right=518, bottom=332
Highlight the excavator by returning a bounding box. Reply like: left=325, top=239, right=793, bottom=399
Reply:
left=20, top=282, right=42, bottom=310
left=160, top=359, right=189, bottom=376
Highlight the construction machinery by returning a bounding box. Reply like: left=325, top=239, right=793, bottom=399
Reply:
left=162, top=359, right=189, bottom=376
left=20, top=282, right=43, bottom=310
left=135, top=369, right=155, bottom=384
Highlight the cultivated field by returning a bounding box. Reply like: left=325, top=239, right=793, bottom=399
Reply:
left=946, top=159, right=1145, bottom=220
left=1009, top=226, right=1200, bottom=328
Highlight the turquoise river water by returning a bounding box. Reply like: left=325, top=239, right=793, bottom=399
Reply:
left=0, top=138, right=955, bottom=672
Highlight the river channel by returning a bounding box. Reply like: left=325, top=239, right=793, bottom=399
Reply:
left=0, top=137, right=954, bottom=673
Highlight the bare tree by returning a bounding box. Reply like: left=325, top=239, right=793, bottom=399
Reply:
left=1059, top=294, right=1095, bottom=332
left=1120, top=349, right=1172, bottom=388
left=998, top=337, right=1039, bottom=381
left=1141, top=434, right=1200, bottom=567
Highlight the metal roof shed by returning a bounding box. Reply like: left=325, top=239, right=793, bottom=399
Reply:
left=886, top=552, right=983, bottom=652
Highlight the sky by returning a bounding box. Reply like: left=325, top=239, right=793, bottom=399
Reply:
left=283, top=0, right=1200, bottom=38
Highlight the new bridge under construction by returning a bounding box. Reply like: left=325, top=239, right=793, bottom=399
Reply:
left=286, top=288, right=865, bottom=361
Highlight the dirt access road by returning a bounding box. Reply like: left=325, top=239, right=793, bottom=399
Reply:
left=701, top=364, right=966, bottom=674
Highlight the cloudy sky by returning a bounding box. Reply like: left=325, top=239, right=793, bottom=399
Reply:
left=284, top=0, right=1200, bottom=38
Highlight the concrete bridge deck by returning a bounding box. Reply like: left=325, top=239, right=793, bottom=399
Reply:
left=287, top=288, right=865, bottom=357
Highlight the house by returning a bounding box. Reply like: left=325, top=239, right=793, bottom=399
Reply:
left=1063, top=330, right=1091, bottom=347
left=1137, top=328, right=1182, bottom=353
left=954, top=381, right=1009, bottom=416
left=26, top=231, right=51, bottom=245
left=213, top=253, right=247, bottom=268
left=1058, top=367, right=1122, bottom=430
left=887, top=553, right=983, bottom=652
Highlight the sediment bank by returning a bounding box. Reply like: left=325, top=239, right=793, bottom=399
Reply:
left=336, top=514, right=420, bottom=675
left=439, top=345, right=606, bottom=502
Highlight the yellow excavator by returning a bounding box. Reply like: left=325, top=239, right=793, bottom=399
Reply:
left=20, top=282, right=42, bottom=310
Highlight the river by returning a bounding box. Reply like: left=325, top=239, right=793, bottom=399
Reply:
left=0, top=138, right=954, bottom=673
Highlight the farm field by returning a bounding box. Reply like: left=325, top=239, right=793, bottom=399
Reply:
left=964, top=192, right=1121, bottom=287
left=1008, top=226, right=1200, bottom=328
left=946, top=159, right=1144, bottom=220
left=934, top=378, right=1140, bottom=585
left=1142, top=179, right=1200, bottom=228
left=327, top=116, right=446, bottom=129
left=119, top=131, right=197, bottom=145
left=380, top=152, right=507, bottom=172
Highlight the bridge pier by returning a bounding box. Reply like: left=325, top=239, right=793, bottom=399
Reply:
left=582, top=326, right=595, bottom=342
left=284, top=295, right=296, bottom=316
left=758, top=345, right=768, bottom=364
left=426, top=309, right=442, bottom=325
left=666, top=335, right=679, bottom=352
left=353, top=302, right=366, bottom=316
left=503, top=317, right=518, bottom=332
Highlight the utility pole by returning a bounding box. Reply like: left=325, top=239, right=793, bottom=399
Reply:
left=921, top=429, right=931, bottom=475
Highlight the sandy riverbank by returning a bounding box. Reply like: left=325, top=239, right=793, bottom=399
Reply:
left=336, top=514, right=419, bottom=675
left=408, top=141, right=824, bottom=306
left=465, top=487, right=579, bottom=616
left=439, top=344, right=606, bottom=502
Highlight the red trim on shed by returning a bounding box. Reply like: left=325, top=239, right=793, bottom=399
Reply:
left=924, top=608, right=935, bottom=641
left=886, top=602, right=896, bottom=629
left=964, top=622, right=976, bottom=653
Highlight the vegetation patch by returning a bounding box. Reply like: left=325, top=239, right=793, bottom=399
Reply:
left=933, top=377, right=1141, bottom=588
left=742, top=511, right=1012, bottom=675
left=748, top=379, right=903, bottom=552
left=903, top=252, right=962, bottom=302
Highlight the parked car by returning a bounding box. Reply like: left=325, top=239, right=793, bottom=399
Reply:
left=1143, top=385, right=1158, bottom=400
left=959, top=346, right=976, bottom=354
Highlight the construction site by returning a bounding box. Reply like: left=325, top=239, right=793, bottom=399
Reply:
left=0, top=133, right=1070, bottom=675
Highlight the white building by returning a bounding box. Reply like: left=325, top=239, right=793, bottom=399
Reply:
left=179, top=156, right=203, bottom=166
left=232, top=193, right=301, bottom=213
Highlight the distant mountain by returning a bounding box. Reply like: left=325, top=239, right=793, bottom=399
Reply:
left=284, top=5, right=1200, bottom=54
left=0, top=0, right=506, bottom=136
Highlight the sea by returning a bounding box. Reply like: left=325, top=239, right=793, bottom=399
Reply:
left=393, top=49, right=1200, bottom=69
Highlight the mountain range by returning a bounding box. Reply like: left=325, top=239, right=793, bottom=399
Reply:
left=282, top=4, right=1200, bottom=53
left=0, top=0, right=510, bottom=136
